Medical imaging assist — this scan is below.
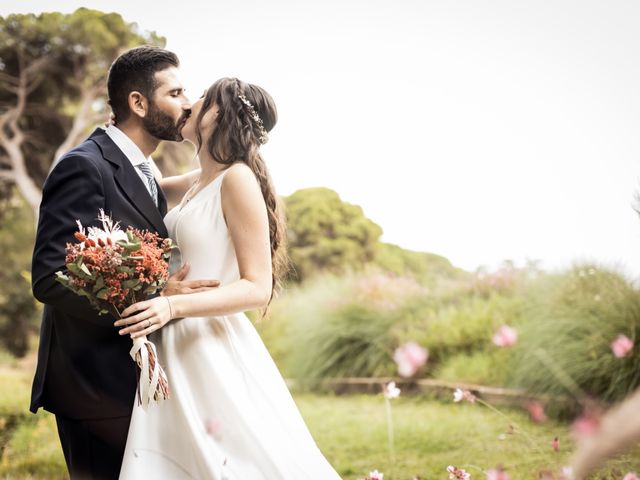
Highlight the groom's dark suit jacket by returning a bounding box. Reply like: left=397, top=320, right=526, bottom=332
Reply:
left=30, top=128, right=168, bottom=419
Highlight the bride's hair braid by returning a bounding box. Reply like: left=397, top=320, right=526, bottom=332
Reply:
left=195, top=78, right=288, bottom=310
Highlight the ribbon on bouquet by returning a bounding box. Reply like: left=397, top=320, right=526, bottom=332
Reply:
left=129, top=336, right=170, bottom=409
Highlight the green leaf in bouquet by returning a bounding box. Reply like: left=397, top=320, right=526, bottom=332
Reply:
left=79, top=263, right=92, bottom=277
left=55, top=271, right=70, bottom=284
left=96, top=288, right=109, bottom=300
left=66, top=262, right=90, bottom=279
left=117, top=239, right=142, bottom=252
left=128, top=256, right=144, bottom=261
left=117, top=266, right=134, bottom=275
left=92, top=276, right=105, bottom=293
left=122, top=279, right=141, bottom=289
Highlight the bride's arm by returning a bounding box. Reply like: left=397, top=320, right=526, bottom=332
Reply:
left=115, top=163, right=272, bottom=337
left=149, top=159, right=201, bottom=207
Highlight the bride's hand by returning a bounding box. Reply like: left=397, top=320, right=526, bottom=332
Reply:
left=115, top=297, right=173, bottom=339
left=162, top=262, right=220, bottom=296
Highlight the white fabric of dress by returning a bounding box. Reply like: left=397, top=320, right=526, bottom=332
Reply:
left=119, top=171, right=341, bottom=479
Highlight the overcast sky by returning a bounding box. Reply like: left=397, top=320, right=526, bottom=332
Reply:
left=3, top=0, right=640, bottom=277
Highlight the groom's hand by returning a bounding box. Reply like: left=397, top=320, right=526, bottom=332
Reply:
left=161, top=263, right=220, bottom=296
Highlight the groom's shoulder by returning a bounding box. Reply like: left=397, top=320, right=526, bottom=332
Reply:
left=53, top=131, right=108, bottom=174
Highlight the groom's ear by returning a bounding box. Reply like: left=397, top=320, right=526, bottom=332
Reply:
left=128, top=91, right=148, bottom=119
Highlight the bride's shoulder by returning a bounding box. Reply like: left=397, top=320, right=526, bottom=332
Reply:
left=222, top=163, right=259, bottom=189
left=221, top=162, right=261, bottom=200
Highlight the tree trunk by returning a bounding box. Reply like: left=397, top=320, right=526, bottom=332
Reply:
left=51, top=84, right=104, bottom=171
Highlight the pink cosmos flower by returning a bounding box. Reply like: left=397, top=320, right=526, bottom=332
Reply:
left=486, top=467, right=510, bottom=480
left=393, top=341, right=428, bottom=377
left=453, top=388, right=477, bottom=403
left=560, top=466, right=573, bottom=479
left=611, top=334, right=634, bottom=358
left=447, top=465, right=471, bottom=480
left=623, top=473, right=639, bottom=480
left=492, top=325, right=518, bottom=347
left=527, top=401, right=547, bottom=423
left=367, top=470, right=384, bottom=480
left=205, top=418, right=223, bottom=436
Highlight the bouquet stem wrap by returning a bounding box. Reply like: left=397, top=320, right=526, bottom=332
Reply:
left=130, top=335, right=170, bottom=409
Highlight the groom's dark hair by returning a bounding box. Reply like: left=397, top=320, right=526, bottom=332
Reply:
left=107, top=46, right=179, bottom=122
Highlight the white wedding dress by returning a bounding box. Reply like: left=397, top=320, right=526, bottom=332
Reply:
left=119, top=171, right=341, bottom=479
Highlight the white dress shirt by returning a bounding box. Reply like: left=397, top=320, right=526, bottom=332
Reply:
left=104, top=125, right=159, bottom=201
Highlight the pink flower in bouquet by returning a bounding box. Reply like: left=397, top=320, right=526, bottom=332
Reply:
left=447, top=465, right=471, bottom=480
left=393, top=341, right=428, bottom=377
left=611, top=334, right=634, bottom=358
left=527, top=401, right=547, bottom=423
left=366, top=470, right=384, bottom=480
left=623, top=473, right=639, bottom=480
left=453, top=388, right=477, bottom=403
left=486, top=467, right=510, bottom=480
left=492, top=325, right=518, bottom=347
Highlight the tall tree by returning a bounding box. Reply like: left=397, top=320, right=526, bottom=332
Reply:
left=0, top=9, right=165, bottom=218
left=284, top=187, right=383, bottom=280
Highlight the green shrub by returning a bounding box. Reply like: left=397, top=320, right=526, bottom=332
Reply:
left=510, top=265, right=640, bottom=403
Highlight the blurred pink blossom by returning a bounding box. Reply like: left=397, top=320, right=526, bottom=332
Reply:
left=453, top=388, right=477, bottom=403
left=492, top=325, right=518, bottom=347
left=527, top=401, right=547, bottom=423
left=560, top=466, right=573, bottom=479
left=366, top=470, right=384, bottom=480
left=393, top=341, right=428, bottom=377
left=611, top=334, right=634, bottom=358
left=447, top=465, right=471, bottom=480
left=205, top=418, right=223, bottom=436
left=486, top=467, right=510, bottom=480
left=623, top=473, right=639, bottom=480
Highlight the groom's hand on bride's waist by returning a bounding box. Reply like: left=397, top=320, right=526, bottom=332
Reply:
left=161, top=262, right=220, bottom=296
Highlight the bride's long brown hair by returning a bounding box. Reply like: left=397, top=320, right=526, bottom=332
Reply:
left=194, top=77, right=287, bottom=306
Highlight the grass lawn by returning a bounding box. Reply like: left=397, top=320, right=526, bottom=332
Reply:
left=1, top=365, right=639, bottom=479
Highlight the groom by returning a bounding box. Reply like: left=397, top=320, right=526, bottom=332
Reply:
left=30, top=46, right=215, bottom=479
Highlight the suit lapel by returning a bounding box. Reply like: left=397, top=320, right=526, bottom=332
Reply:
left=89, top=129, right=168, bottom=238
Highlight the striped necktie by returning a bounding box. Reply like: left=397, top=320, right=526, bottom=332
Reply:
left=136, top=161, right=158, bottom=206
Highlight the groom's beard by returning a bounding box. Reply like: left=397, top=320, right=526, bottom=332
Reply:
left=144, top=103, right=190, bottom=142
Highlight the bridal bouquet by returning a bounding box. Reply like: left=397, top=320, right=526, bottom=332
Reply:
left=55, top=209, right=174, bottom=409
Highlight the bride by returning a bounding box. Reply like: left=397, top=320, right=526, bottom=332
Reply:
left=115, top=77, right=341, bottom=479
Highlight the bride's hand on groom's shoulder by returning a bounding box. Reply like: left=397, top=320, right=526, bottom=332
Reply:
left=161, top=262, right=220, bottom=296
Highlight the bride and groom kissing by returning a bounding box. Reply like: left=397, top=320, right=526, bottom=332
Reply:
left=30, top=45, right=341, bottom=479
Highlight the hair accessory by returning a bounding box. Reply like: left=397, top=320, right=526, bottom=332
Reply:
left=238, top=94, right=269, bottom=145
